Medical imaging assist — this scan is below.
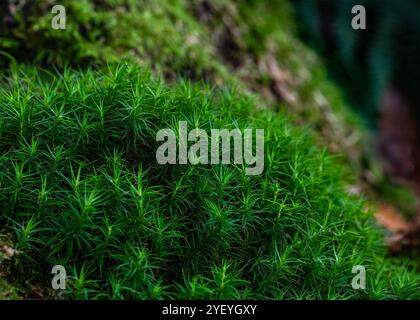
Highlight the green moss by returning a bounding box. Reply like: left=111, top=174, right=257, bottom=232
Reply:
left=0, top=279, right=20, bottom=300
left=0, top=64, right=418, bottom=299
left=0, top=0, right=234, bottom=83
left=0, top=0, right=363, bottom=158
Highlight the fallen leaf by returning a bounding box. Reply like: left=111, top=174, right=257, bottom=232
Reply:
left=375, top=205, right=410, bottom=232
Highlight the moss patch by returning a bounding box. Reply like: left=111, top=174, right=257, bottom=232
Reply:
left=0, top=64, right=418, bottom=299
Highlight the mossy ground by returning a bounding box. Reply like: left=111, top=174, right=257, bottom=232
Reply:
left=0, top=64, right=418, bottom=299
left=0, top=0, right=418, bottom=298
left=1, top=0, right=369, bottom=189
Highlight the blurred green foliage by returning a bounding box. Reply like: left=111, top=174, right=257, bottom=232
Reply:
left=0, top=0, right=233, bottom=83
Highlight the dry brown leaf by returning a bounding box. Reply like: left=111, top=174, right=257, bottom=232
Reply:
left=374, top=205, right=410, bottom=232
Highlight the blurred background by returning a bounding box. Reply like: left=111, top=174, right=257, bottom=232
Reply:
left=293, top=0, right=420, bottom=252
left=295, top=0, right=420, bottom=185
